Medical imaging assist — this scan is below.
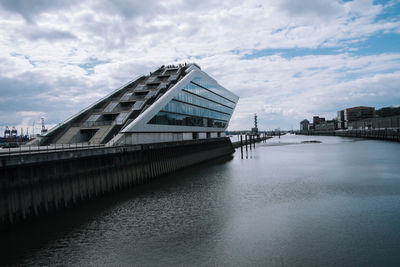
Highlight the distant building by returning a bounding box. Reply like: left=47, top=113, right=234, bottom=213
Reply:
left=313, top=116, right=325, bottom=126
left=304, top=106, right=382, bottom=132
left=342, top=106, right=375, bottom=130
left=314, top=119, right=337, bottom=131
left=348, top=115, right=400, bottom=129
left=345, top=106, right=375, bottom=122
left=376, top=106, right=400, bottom=117
left=337, top=110, right=345, bottom=129
left=300, top=119, right=310, bottom=132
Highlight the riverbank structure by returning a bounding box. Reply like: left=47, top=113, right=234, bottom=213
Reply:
left=42, top=63, right=239, bottom=146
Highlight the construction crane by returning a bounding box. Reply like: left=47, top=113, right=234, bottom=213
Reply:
left=41, top=118, right=48, bottom=135
left=11, top=126, right=17, bottom=137
left=4, top=126, right=10, bottom=138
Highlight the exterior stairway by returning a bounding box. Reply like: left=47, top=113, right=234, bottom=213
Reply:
left=57, top=127, right=81, bottom=144
left=89, top=125, right=114, bottom=144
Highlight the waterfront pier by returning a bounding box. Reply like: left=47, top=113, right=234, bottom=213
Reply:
left=0, top=63, right=240, bottom=225
left=231, top=135, right=271, bottom=148
left=0, top=138, right=234, bottom=224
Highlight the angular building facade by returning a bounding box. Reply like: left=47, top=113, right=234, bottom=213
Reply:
left=42, top=64, right=239, bottom=146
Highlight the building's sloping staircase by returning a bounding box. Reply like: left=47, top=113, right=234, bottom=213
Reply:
left=57, top=127, right=80, bottom=144
left=89, top=126, right=113, bottom=144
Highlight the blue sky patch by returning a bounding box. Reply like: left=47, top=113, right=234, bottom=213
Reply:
left=349, top=33, right=400, bottom=55
left=78, top=58, right=111, bottom=75
left=241, top=47, right=340, bottom=60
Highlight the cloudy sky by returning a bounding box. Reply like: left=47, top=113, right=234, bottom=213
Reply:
left=0, top=0, right=399, bottom=133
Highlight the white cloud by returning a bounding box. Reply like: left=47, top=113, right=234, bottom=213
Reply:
left=0, top=0, right=399, bottom=131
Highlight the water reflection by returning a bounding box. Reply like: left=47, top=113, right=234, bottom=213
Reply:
left=2, top=135, right=400, bottom=266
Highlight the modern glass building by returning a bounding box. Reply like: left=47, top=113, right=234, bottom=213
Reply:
left=42, top=63, right=239, bottom=146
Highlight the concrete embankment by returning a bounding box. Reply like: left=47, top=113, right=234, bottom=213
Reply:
left=297, top=129, right=400, bottom=142
left=0, top=138, right=234, bottom=225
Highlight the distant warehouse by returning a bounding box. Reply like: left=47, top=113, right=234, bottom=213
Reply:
left=337, top=106, right=375, bottom=129
left=345, top=106, right=375, bottom=122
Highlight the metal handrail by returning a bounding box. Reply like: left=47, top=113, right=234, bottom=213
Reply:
left=0, top=137, right=232, bottom=160
left=0, top=142, right=106, bottom=157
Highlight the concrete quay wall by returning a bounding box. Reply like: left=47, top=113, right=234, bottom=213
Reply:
left=0, top=138, right=234, bottom=225
left=297, top=129, right=400, bottom=142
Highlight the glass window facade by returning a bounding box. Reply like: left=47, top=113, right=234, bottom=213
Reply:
left=133, top=100, right=144, bottom=110
left=86, top=114, right=100, bottom=122
left=149, top=112, right=227, bottom=128
left=183, top=83, right=236, bottom=108
left=121, top=92, right=132, bottom=101
left=162, top=100, right=231, bottom=121
left=116, top=112, right=129, bottom=125
left=149, top=77, right=237, bottom=129
left=175, top=91, right=233, bottom=114
left=191, top=76, right=238, bottom=103
left=145, top=91, right=156, bottom=99
left=104, top=102, right=118, bottom=112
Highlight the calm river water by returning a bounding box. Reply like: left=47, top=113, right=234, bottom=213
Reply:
left=2, top=135, right=400, bottom=266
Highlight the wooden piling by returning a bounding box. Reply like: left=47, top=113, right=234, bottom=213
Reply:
left=240, top=135, right=243, bottom=158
